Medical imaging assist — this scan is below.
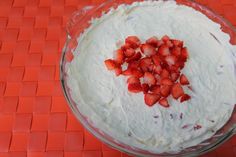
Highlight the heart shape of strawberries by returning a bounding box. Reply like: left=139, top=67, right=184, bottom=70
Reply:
left=104, top=35, right=191, bottom=108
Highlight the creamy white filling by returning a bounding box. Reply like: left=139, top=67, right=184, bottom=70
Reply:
left=66, top=0, right=236, bottom=153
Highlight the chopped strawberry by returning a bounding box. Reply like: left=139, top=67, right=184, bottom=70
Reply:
left=166, top=40, right=173, bottom=48
left=125, top=36, right=141, bottom=49
left=144, top=93, right=161, bottom=106
left=171, top=83, right=184, bottom=99
left=171, top=47, right=181, bottom=57
left=152, top=55, right=161, bottom=66
left=150, top=85, right=161, bottom=94
left=140, top=57, right=152, bottom=72
left=153, top=64, right=162, bottom=74
left=161, top=78, right=173, bottom=86
left=115, top=49, right=124, bottom=64
left=160, top=69, right=170, bottom=79
left=131, top=69, right=144, bottom=78
left=128, top=61, right=139, bottom=69
left=148, top=64, right=154, bottom=72
left=126, top=52, right=142, bottom=63
left=172, top=39, right=183, bottom=47
left=146, top=36, right=159, bottom=47
left=127, top=76, right=140, bottom=84
left=171, top=72, right=180, bottom=82
left=104, top=59, right=117, bottom=70
left=160, top=85, right=171, bottom=97
left=140, top=44, right=156, bottom=57
left=157, top=40, right=164, bottom=47
left=180, top=47, right=189, bottom=61
left=175, top=61, right=185, bottom=70
left=165, top=55, right=177, bottom=66
left=180, top=94, right=191, bottom=102
left=180, top=74, right=190, bottom=85
left=159, top=98, right=170, bottom=108
left=144, top=72, right=156, bottom=85
left=142, top=83, right=149, bottom=94
left=168, top=65, right=179, bottom=72
left=158, top=45, right=170, bottom=56
left=161, top=35, right=170, bottom=42
left=121, top=43, right=132, bottom=50
left=124, top=48, right=135, bottom=57
left=122, top=68, right=132, bottom=76
left=128, top=83, right=143, bottom=93
left=114, top=67, right=122, bottom=76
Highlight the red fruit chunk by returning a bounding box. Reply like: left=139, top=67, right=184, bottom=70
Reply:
left=180, top=74, right=190, bottom=85
left=127, top=76, right=140, bottom=84
left=126, top=52, right=142, bottom=63
left=128, top=83, right=142, bottom=93
left=160, top=69, right=170, bottom=79
left=144, top=72, right=156, bottom=85
left=114, top=67, right=122, bottom=76
left=125, top=36, right=141, bottom=49
left=166, top=40, right=173, bottom=48
left=104, top=59, right=117, bottom=70
left=158, top=45, right=170, bottom=56
left=165, top=55, right=177, bottom=66
left=159, top=98, right=170, bottom=108
left=124, top=48, right=135, bottom=57
left=121, top=43, right=132, bottom=50
left=131, top=69, right=144, bottom=78
left=153, top=64, right=162, bottom=75
left=152, top=55, right=161, bottom=66
left=141, top=44, right=156, bottom=57
left=142, top=83, right=149, bottom=94
left=160, top=85, right=171, bottom=97
left=180, top=47, right=189, bottom=61
left=146, top=36, right=159, bottom=47
left=140, top=57, right=152, bottom=72
left=171, top=47, right=181, bottom=57
left=172, top=39, right=183, bottom=47
left=150, top=85, right=161, bottom=94
left=122, top=68, right=132, bottom=76
left=180, top=94, right=191, bottom=103
left=161, top=78, right=173, bottom=86
left=128, top=61, right=139, bottom=69
left=171, top=72, right=180, bottom=82
left=161, top=35, right=170, bottom=42
left=115, top=49, right=124, bottom=64
left=144, top=93, right=161, bottom=106
left=171, top=83, right=184, bottom=99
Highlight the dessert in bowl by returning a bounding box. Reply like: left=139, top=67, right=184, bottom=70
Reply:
left=61, top=0, right=236, bottom=156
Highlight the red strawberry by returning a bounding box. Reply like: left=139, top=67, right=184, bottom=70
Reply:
left=127, top=76, right=140, bottom=84
left=157, top=40, right=164, bottom=47
left=125, top=36, right=141, bottom=49
left=150, top=85, right=161, bottom=94
left=114, top=67, right=122, bottom=76
left=171, top=47, right=181, bottom=57
left=142, top=83, right=149, bottom=94
left=115, top=49, right=124, bottom=64
left=104, top=59, right=117, bottom=70
left=121, top=43, right=132, bottom=50
left=171, top=83, right=184, bottom=99
left=122, top=68, right=132, bottom=76
left=144, top=72, right=156, bottom=85
left=153, top=64, right=162, bottom=74
left=175, top=61, right=185, bottom=70
left=128, top=83, right=143, bottom=93
left=180, top=47, right=189, bottom=61
left=146, top=36, right=159, bottom=47
left=161, top=78, right=173, bottom=86
left=165, top=55, right=177, bottom=66
left=159, top=98, right=170, bottom=108
left=124, top=48, right=135, bottom=57
left=171, top=72, right=180, bottom=82
left=144, top=93, right=161, bottom=106
left=140, top=57, right=152, bottom=72
left=172, top=39, right=183, bottom=47
left=160, top=69, right=170, bottom=79
left=158, top=45, right=170, bottom=56
left=152, top=55, right=161, bottom=66
left=126, top=52, right=142, bottom=63
left=131, top=69, right=144, bottom=78
left=128, top=61, right=139, bottom=69
left=166, top=40, right=173, bottom=48
left=168, top=65, right=179, bottom=73
left=180, top=74, right=190, bottom=85
left=161, top=35, right=170, bottom=42
left=140, top=44, right=156, bottom=57
left=180, top=94, right=191, bottom=102
left=160, top=85, right=171, bottom=97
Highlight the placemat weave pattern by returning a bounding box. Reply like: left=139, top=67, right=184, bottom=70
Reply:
left=0, top=0, right=236, bottom=156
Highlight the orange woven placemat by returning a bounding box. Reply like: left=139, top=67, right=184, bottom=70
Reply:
left=0, top=0, right=236, bottom=157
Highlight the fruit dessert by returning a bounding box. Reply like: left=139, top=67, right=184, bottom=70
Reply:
left=66, top=0, right=236, bottom=153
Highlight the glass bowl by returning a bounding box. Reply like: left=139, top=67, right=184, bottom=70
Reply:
left=60, top=0, right=236, bottom=156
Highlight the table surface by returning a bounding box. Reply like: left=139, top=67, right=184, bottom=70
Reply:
left=0, top=0, right=236, bottom=157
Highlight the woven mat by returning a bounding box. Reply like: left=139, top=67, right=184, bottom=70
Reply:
left=0, top=0, right=236, bottom=156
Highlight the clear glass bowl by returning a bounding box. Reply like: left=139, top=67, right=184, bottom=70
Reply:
left=60, top=0, right=236, bottom=156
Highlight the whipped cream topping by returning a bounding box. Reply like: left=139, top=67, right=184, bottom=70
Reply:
left=66, top=1, right=236, bottom=153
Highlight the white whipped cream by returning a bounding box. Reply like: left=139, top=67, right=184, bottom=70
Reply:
left=66, top=0, right=236, bottom=153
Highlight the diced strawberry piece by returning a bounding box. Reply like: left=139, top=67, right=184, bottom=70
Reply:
left=160, top=85, right=171, bottom=97
left=180, top=74, right=190, bottom=85
left=160, top=69, right=170, bottom=79
left=126, top=52, right=142, bottom=63
left=168, top=65, right=179, bottom=72
left=114, top=67, right=122, bottom=76
left=172, top=39, right=183, bottom=47
left=180, top=47, right=189, bottom=61
left=180, top=94, right=191, bottom=103
left=171, top=72, right=180, bottom=82
left=161, top=78, right=173, bottom=86
left=128, top=61, right=139, bottom=69
left=104, top=59, right=117, bottom=70
left=142, top=83, right=149, bottom=94
left=161, top=35, right=170, bottom=42
left=166, top=40, right=173, bottom=48
left=175, top=61, right=185, bottom=70
left=146, top=36, right=159, bottom=47
left=128, top=83, right=142, bottom=93
left=125, top=36, right=141, bottom=49
left=153, top=65, right=162, bottom=75
left=122, top=68, right=132, bottom=76
left=131, top=69, right=144, bottom=78
left=152, top=55, right=161, bottom=66
left=171, top=83, right=184, bottom=99
left=140, top=44, right=156, bottom=57
left=159, top=98, right=170, bottom=108
left=115, top=49, right=124, bottom=64
left=157, top=40, right=164, bottom=47
left=144, top=72, right=156, bottom=85
left=158, top=45, right=170, bottom=56
left=171, top=47, right=181, bottom=57
left=148, top=64, right=154, bottom=72
left=165, top=55, right=177, bottom=66
left=127, top=76, right=140, bottom=84
left=124, top=48, right=135, bottom=57
left=121, top=43, right=132, bottom=51
left=150, top=85, right=161, bottom=94
left=144, top=93, right=161, bottom=106
left=140, top=57, right=152, bottom=72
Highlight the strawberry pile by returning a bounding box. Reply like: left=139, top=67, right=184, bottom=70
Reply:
left=104, top=35, right=191, bottom=108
